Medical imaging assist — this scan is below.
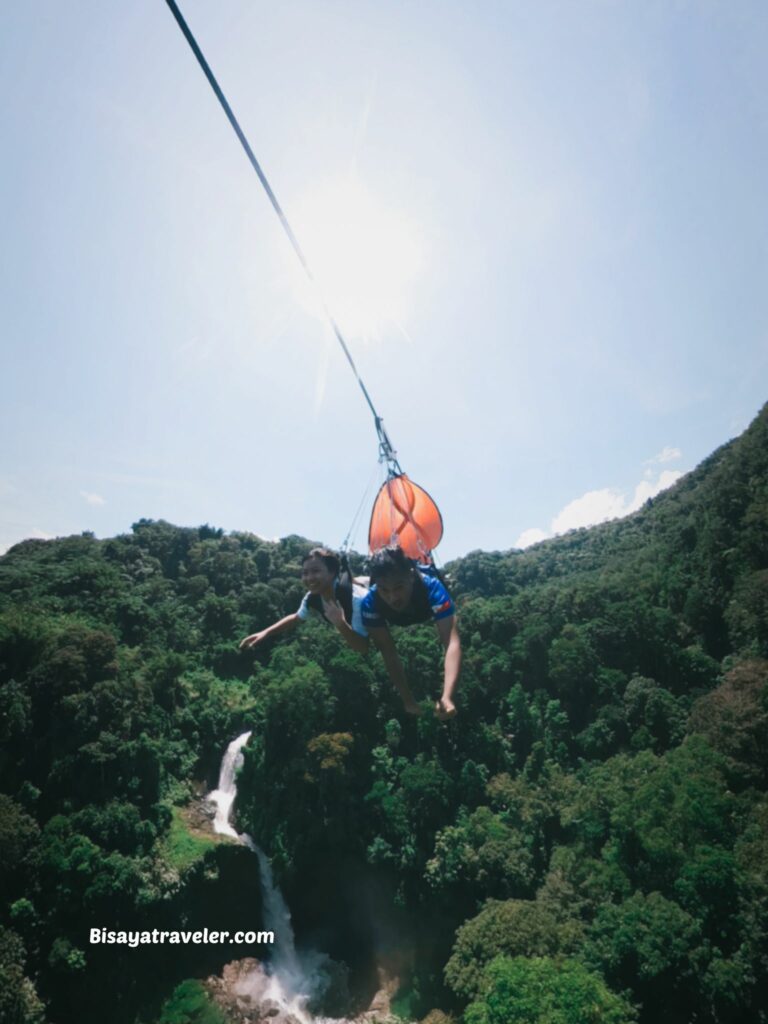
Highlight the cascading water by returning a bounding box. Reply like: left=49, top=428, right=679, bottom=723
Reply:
left=208, top=731, right=252, bottom=839
left=207, top=732, right=335, bottom=1024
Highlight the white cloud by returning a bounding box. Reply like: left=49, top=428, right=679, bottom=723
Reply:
left=628, top=470, right=682, bottom=512
left=80, top=491, right=106, bottom=506
left=551, top=488, right=628, bottom=533
left=516, top=468, right=683, bottom=548
left=648, top=445, right=682, bottom=464
left=515, top=527, right=549, bottom=549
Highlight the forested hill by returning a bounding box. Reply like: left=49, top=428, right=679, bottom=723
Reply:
left=455, top=401, right=767, bottom=614
left=0, top=404, right=766, bottom=1024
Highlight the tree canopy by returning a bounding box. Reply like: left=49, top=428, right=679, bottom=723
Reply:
left=0, top=404, right=767, bottom=1023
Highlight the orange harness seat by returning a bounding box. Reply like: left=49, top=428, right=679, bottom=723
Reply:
left=368, top=473, right=443, bottom=562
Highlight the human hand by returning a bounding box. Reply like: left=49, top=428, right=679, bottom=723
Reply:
left=321, top=598, right=346, bottom=627
left=239, top=631, right=267, bottom=650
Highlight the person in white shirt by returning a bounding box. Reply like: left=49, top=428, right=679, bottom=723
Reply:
left=239, top=547, right=369, bottom=655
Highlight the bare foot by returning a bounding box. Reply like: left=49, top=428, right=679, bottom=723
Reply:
left=435, top=698, right=457, bottom=721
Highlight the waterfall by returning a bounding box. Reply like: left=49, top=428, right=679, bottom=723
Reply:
left=208, top=731, right=252, bottom=839
left=242, top=836, right=305, bottom=991
left=206, top=732, right=328, bottom=1024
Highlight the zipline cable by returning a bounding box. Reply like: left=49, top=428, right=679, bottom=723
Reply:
left=340, top=459, right=382, bottom=555
left=163, top=0, right=401, bottom=473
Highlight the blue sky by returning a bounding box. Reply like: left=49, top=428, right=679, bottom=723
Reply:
left=2, top=1, right=766, bottom=561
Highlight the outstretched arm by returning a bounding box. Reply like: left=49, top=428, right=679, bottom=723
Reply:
left=369, top=626, right=422, bottom=715
left=434, top=615, right=461, bottom=719
left=239, top=613, right=300, bottom=650
left=321, top=598, right=370, bottom=655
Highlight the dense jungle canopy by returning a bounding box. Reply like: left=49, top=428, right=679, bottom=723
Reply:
left=1, top=403, right=767, bottom=1024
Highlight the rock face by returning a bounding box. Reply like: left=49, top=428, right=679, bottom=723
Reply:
left=206, top=959, right=305, bottom=1024
left=204, top=957, right=404, bottom=1024
left=360, top=964, right=400, bottom=1020
left=182, top=794, right=224, bottom=837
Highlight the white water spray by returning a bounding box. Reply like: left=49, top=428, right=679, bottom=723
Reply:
left=208, top=731, right=252, bottom=839
left=206, top=732, right=331, bottom=1024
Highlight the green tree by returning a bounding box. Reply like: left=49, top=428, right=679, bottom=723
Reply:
left=445, top=900, right=582, bottom=1000
left=464, top=956, right=636, bottom=1024
left=426, top=806, right=535, bottom=901
left=688, top=659, right=768, bottom=786
left=582, top=892, right=701, bottom=1015
left=0, top=927, right=47, bottom=1024
left=157, top=980, right=227, bottom=1024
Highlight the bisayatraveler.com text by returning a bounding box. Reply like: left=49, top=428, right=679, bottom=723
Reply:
left=90, top=927, right=275, bottom=948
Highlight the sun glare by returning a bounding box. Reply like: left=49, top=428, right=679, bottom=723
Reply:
left=284, top=177, right=425, bottom=341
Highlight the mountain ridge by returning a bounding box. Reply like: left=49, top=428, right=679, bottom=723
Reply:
left=0, top=402, right=766, bottom=1024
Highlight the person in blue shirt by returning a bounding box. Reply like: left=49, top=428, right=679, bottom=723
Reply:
left=239, top=548, right=369, bottom=655
left=361, top=546, right=461, bottom=720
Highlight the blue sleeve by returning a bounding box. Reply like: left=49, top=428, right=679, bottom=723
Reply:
left=425, top=575, right=455, bottom=621
left=361, top=587, right=386, bottom=630
left=350, top=585, right=369, bottom=638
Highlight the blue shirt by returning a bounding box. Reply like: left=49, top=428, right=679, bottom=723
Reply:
left=361, top=567, right=455, bottom=630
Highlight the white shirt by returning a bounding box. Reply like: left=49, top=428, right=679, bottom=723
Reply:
left=296, top=580, right=369, bottom=637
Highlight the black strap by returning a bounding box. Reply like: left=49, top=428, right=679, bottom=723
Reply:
left=306, top=574, right=354, bottom=626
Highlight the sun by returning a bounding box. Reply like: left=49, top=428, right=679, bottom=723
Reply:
left=283, top=176, right=425, bottom=341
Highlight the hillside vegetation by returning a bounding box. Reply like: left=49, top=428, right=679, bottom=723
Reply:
left=1, top=404, right=766, bottom=1024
